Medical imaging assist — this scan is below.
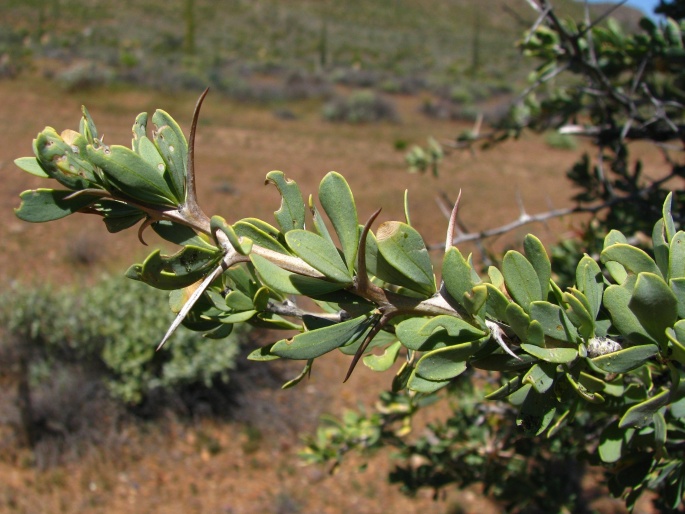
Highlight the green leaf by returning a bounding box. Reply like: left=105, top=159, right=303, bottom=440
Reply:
left=472, top=353, right=537, bottom=373
left=653, top=219, right=670, bottom=279
left=131, top=112, right=147, bottom=152
left=599, top=421, right=630, bottom=463
left=485, top=375, right=523, bottom=400
left=80, top=105, right=99, bottom=143
left=670, top=278, right=685, bottom=320
left=87, top=144, right=179, bottom=206
left=484, top=283, right=510, bottom=321
left=603, top=230, right=628, bottom=284
left=619, top=388, right=670, bottom=429
left=270, top=315, right=371, bottom=360
left=563, top=289, right=594, bottom=339
left=266, top=170, right=305, bottom=233
left=521, top=342, right=578, bottom=364
left=318, top=172, right=359, bottom=273
left=34, top=128, right=97, bottom=189
left=669, top=231, right=685, bottom=280
left=530, top=301, right=579, bottom=343
left=415, top=341, right=480, bottom=381
left=308, top=195, right=335, bottom=245
left=14, top=157, right=49, bottom=178
left=152, top=109, right=188, bottom=202
left=152, top=220, right=217, bottom=250
left=225, top=290, right=254, bottom=311
left=442, top=247, right=474, bottom=306
left=250, top=253, right=345, bottom=296
left=282, top=360, right=313, bottom=389
left=203, top=323, right=234, bottom=340
left=247, top=344, right=280, bottom=361
left=629, top=272, right=677, bottom=344
left=234, top=219, right=290, bottom=255
left=591, top=344, right=659, bottom=373
left=396, top=315, right=486, bottom=352
left=505, top=302, right=531, bottom=341
left=604, top=284, right=659, bottom=346
left=502, top=250, right=541, bottom=311
left=565, top=372, right=604, bottom=403
left=522, top=362, right=556, bottom=393
left=137, top=136, right=166, bottom=176
left=285, top=230, right=352, bottom=283
left=407, top=369, right=451, bottom=393
left=601, top=243, right=661, bottom=278
left=663, top=192, right=676, bottom=243
left=516, top=386, right=557, bottom=435
left=126, top=246, right=222, bottom=290
left=94, top=200, right=146, bottom=233
left=376, top=221, right=435, bottom=296
left=463, top=284, right=488, bottom=317
left=524, top=234, right=551, bottom=298
left=210, top=216, right=247, bottom=254
left=363, top=341, right=402, bottom=371
left=576, top=255, right=603, bottom=318
left=15, top=189, right=98, bottom=222
left=365, top=230, right=428, bottom=294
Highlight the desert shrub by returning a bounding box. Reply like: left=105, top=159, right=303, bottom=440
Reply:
left=544, top=131, right=577, bottom=150
left=56, top=61, right=114, bottom=92
left=0, top=276, right=245, bottom=406
left=323, top=90, right=398, bottom=123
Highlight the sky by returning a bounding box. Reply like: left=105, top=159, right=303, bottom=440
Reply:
left=586, top=0, right=662, bottom=16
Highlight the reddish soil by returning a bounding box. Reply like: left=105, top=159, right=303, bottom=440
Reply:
left=0, top=76, right=661, bottom=513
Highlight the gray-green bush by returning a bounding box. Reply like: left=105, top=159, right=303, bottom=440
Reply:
left=0, top=276, right=245, bottom=405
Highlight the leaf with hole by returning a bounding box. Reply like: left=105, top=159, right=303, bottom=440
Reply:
left=266, top=170, right=305, bottom=233
left=363, top=341, right=402, bottom=372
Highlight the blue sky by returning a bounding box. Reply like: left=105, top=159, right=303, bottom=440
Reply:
left=586, top=0, right=661, bottom=16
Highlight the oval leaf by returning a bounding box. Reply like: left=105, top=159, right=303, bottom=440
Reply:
left=318, top=172, right=359, bottom=273
left=590, top=344, right=659, bottom=373
left=15, top=189, right=99, bottom=222
left=502, top=250, right=542, bottom=311
left=285, top=230, right=352, bottom=283
left=628, top=272, right=677, bottom=344
left=270, top=315, right=370, bottom=360
left=376, top=221, right=435, bottom=296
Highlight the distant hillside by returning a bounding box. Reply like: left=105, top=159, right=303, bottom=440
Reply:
left=0, top=0, right=648, bottom=98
